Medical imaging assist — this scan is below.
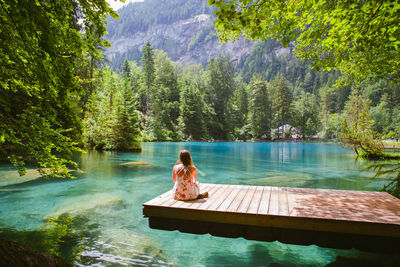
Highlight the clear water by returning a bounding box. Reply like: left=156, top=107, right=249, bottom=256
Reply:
left=0, top=142, right=399, bottom=266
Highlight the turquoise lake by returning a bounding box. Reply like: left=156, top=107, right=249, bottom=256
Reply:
left=0, top=142, right=399, bottom=266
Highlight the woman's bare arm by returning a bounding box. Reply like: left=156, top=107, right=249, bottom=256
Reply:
left=172, top=166, right=176, bottom=182
left=193, top=168, right=197, bottom=182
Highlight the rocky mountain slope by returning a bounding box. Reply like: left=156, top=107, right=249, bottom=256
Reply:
left=104, top=0, right=291, bottom=71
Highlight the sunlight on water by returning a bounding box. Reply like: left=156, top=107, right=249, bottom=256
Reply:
left=0, top=142, right=399, bottom=266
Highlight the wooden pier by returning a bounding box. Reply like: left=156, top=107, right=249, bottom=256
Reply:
left=143, top=183, right=400, bottom=252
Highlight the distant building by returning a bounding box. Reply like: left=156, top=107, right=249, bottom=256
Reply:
left=271, top=124, right=300, bottom=139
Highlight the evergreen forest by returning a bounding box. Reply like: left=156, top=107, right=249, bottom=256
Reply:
left=87, top=39, right=400, bottom=147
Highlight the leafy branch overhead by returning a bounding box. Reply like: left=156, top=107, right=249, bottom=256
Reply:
left=0, top=0, right=118, bottom=176
left=209, top=0, right=400, bottom=81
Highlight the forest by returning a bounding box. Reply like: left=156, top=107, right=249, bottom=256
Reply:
left=86, top=39, right=400, bottom=149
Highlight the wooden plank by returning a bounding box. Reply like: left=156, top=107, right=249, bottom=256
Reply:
left=195, top=184, right=230, bottom=210
left=188, top=183, right=224, bottom=209
left=267, top=187, right=289, bottom=216
left=268, top=187, right=280, bottom=215
left=287, top=188, right=300, bottom=216
left=206, top=184, right=236, bottom=211
left=279, top=187, right=289, bottom=216
left=257, top=186, right=271, bottom=215
left=236, top=185, right=257, bottom=213
left=143, top=189, right=173, bottom=206
left=215, top=185, right=241, bottom=212
left=226, top=185, right=250, bottom=212
left=247, top=186, right=264, bottom=214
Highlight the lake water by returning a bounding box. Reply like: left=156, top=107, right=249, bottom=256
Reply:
left=0, top=142, right=399, bottom=266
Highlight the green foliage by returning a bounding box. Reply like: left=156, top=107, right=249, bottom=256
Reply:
left=339, top=89, right=384, bottom=157
left=188, top=23, right=217, bottom=52
left=205, top=55, right=236, bottom=140
left=82, top=66, right=141, bottom=150
left=1, top=213, right=91, bottom=263
left=0, top=0, right=117, bottom=176
left=149, top=50, right=181, bottom=140
left=141, top=41, right=155, bottom=113
left=179, top=82, right=207, bottom=140
left=269, top=74, right=292, bottom=137
left=210, top=0, right=400, bottom=82
left=291, top=92, right=320, bottom=138
left=231, top=80, right=249, bottom=138
left=248, top=74, right=270, bottom=139
left=368, top=162, right=400, bottom=199
left=319, top=113, right=343, bottom=139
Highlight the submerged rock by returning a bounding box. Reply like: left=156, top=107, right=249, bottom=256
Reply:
left=0, top=238, right=71, bottom=267
left=120, top=161, right=152, bottom=167
left=77, top=228, right=171, bottom=266
left=0, top=169, right=42, bottom=187
left=45, top=193, right=124, bottom=220
left=234, top=173, right=313, bottom=188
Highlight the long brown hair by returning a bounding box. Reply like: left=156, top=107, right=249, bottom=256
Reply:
left=179, top=150, right=193, bottom=167
left=178, top=150, right=195, bottom=176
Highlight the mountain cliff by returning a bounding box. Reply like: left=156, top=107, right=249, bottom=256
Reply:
left=104, top=0, right=290, bottom=72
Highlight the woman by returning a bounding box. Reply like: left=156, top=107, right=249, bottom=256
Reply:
left=172, top=150, right=208, bottom=200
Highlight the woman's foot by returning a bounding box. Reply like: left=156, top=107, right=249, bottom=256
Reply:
left=198, top=192, right=209, bottom=199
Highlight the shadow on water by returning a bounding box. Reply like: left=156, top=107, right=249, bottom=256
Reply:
left=204, top=242, right=399, bottom=267
left=204, top=243, right=287, bottom=267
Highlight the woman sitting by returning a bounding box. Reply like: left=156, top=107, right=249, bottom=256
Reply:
left=172, top=150, right=209, bottom=200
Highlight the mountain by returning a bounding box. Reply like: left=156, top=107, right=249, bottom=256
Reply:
left=105, top=0, right=290, bottom=73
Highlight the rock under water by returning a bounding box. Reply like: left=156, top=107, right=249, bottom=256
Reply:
left=120, top=161, right=152, bottom=167
left=0, top=238, right=71, bottom=267
left=0, top=170, right=42, bottom=187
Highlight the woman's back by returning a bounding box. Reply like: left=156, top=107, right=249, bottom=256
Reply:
left=172, top=150, right=208, bottom=200
left=172, top=164, right=199, bottom=200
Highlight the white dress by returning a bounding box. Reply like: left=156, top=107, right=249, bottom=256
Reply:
left=172, top=164, right=200, bottom=200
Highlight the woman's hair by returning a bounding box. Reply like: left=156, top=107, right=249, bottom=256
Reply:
left=179, top=150, right=193, bottom=167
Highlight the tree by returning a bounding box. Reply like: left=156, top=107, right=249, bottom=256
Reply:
left=209, top=0, right=400, bottom=82
left=179, top=82, right=207, bottom=140
left=113, top=78, right=141, bottom=151
left=292, top=91, right=320, bottom=138
left=122, top=58, right=131, bottom=79
left=340, top=88, right=384, bottom=157
left=143, top=50, right=181, bottom=141
left=232, top=80, right=248, bottom=128
left=0, top=0, right=117, bottom=176
left=141, top=41, right=155, bottom=113
left=83, top=68, right=118, bottom=150
left=205, top=55, right=236, bottom=140
left=248, top=74, right=270, bottom=139
left=370, top=94, right=392, bottom=134
left=269, top=74, right=292, bottom=138
left=302, top=71, right=314, bottom=94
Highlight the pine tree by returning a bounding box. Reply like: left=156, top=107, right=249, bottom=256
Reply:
left=248, top=74, right=271, bottom=139
left=340, top=87, right=383, bottom=157
left=179, top=82, right=206, bottom=140
left=113, top=78, right=141, bottom=151
left=292, top=91, right=320, bottom=137
left=141, top=41, right=155, bottom=113
left=205, top=55, right=236, bottom=140
left=122, top=58, right=131, bottom=79
left=303, top=71, right=314, bottom=93
left=270, top=74, right=293, bottom=138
